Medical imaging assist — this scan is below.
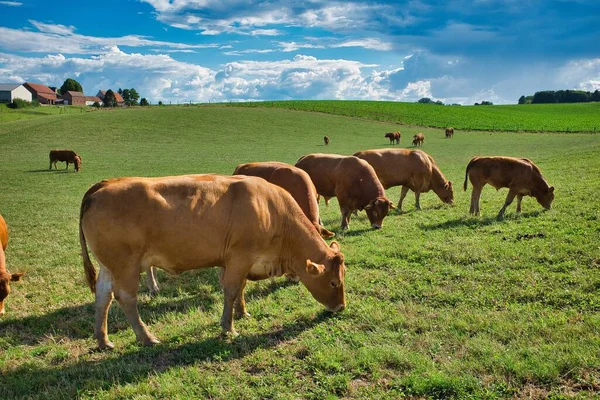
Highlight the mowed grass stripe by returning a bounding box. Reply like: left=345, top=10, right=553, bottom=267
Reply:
left=0, top=106, right=599, bottom=399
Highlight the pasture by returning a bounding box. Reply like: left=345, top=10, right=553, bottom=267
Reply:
left=223, top=100, right=600, bottom=133
left=0, top=106, right=599, bottom=399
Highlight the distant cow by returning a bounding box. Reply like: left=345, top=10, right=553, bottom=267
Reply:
left=80, top=175, right=346, bottom=349
left=49, top=150, right=81, bottom=172
left=412, top=133, right=425, bottom=147
left=354, top=149, right=453, bottom=211
left=384, top=132, right=401, bottom=145
left=463, top=156, right=555, bottom=218
left=324, top=136, right=330, bottom=145
left=296, top=153, right=394, bottom=230
left=445, top=127, right=454, bottom=138
left=0, top=214, right=24, bottom=316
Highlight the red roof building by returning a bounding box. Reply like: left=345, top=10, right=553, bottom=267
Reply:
left=62, top=91, right=86, bottom=106
left=97, top=90, right=125, bottom=106
left=23, top=82, right=57, bottom=105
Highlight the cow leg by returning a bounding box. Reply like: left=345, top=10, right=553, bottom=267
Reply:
left=113, top=267, right=159, bottom=346
left=48, top=159, right=52, bottom=170
left=415, top=191, right=422, bottom=210
left=498, top=190, right=517, bottom=219
left=516, top=194, right=523, bottom=213
left=398, top=186, right=410, bottom=211
left=145, top=266, right=159, bottom=296
left=220, top=267, right=245, bottom=336
left=95, top=264, right=115, bottom=350
left=470, top=185, right=483, bottom=216
left=66, top=161, right=69, bottom=170
left=234, top=278, right=250, bottom=319
left=340, top=207, right=351, bottom=230
left=324, top=197, right=330, bottom=206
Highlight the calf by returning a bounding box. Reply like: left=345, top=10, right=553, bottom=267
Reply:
left=0, top=214, right=24, bottom=315
left=354, top=149, right=453, bottom=211
left=324, top=136, right=330, bottom=145
left=384, top=132, right=401, bottom=145
left=49, top=150, right=82, bottom=172
left=445, top=127, right=454, bottom=138
left=296, top=153, right=394, bottom=230
left=412, top=133, right=424, bottom=147
left=80, top=175, right=346, bottom=349
left=463, top=156, right=555, bottom=218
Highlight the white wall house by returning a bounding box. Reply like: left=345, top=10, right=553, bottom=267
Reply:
left=0, top=84, right=33, bottom=103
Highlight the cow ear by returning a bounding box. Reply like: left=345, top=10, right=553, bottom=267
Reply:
left=388, top=199, right=396, bottom=209
left=320, top=227, right=335, bottom=239
left=11, top=272, right=24, bottom=282
left=549, top=186, right=554, bottom=193
left=364, top=200, right=374, bottom=210
left=306, top=260, right=325, bottom=276
left=329, top=241, right=340, bottom=253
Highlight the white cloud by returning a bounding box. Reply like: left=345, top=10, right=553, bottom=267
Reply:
left=0, top=21, right=220, bottom=54
left=333, top=38, right=393, bottom=51
left=0, top=1, right=22, bottom=6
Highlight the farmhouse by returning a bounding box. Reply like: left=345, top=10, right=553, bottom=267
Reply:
left=62, top=91, right=86, bottom=106
left=97, top=90, right=125, bottom=106
left=85, top=96, right=103, bottom=106
left=23, top=82, right=58, bottom=105
left=0, top=83, right=32, bottom=103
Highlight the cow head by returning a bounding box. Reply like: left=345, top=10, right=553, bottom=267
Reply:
left=301, top=241, right=346, bottom=312
left=0, top=271, right=23, bottom=316
left=536, top=186, right=555, bottom=209
left=439, top=181, right=454, bottom=204
left=74, top=156, right=82, bottom=172
left=364, top=197, right=394, bottom=229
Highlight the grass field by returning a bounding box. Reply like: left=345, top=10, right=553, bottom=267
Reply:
left=0, top=103, right=89, bottom=123
left=221, top=100, right=600, bottom=133
left=0, top=106, right=599, bottom=399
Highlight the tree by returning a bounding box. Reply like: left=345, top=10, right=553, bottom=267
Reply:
left=118, top=88, right=123, bottom=95
left=418, top=97, right=433, bottom=104
left=140, top=98, right=149, bottom=106
left=59, top=78, right=83, bottom=95
left=92, top=101, right=100, bottom=108
left=128, top=88, right=140, bottom=105
left=158, top=100, right=164, bottom=106
left=518, top=95, right=526, bottom=104
left=103, top=89, right=118, bottom=107
left=592, top=90, right=600, bottom=102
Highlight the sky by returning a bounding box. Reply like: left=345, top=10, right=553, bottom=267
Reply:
left=0, top=0, right=599, bottom=104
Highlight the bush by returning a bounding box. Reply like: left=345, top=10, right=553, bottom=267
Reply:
left=7, top=98, right=37, bottom=109
left=158, top=100, right=164, bottom=106
left=140, top=98, right=149, bottom=106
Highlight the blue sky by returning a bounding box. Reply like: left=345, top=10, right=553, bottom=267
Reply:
left=0, top=0, right=598, bottom=104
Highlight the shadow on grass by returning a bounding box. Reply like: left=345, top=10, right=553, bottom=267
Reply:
left=419, top=211, right=543, bottom=230
left=0, top=268, right=297, bottom=347
left=0, top=311, right=333, bottom=399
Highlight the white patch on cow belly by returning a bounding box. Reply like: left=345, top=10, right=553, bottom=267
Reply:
left=249, top=255, right=284, bottom=279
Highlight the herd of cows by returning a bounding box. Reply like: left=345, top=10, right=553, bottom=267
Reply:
left=0, top=128, right=555, bottom=350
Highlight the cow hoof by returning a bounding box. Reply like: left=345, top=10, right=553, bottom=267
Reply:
left=221, top=330, right=239, bottom=339
left=142, top=337, right=161, bottom=346
left=149, top=288, right=159, bottom=297
left=97, top=341, right=115, bottom=351
left=235, top=311, right=251, bottom=319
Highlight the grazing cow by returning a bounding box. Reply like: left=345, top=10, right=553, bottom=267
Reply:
left=354, top=149, right=454, bottom=211
left=0, top=214, right=24, bottom=316
left=445, top=127, right=454, bottom=138
left=412, top=133, right=425, bottom=147
left=80, top=175, right=346, bottom=349
left=324, top=136, right=330, bottom=146
left=49, top=150, right=82, bottom=172
left=384, top=132, right=401, bottom=145
left=463, top=156, right=555, bottom=218
left=295, top=154, right=394, bottom=230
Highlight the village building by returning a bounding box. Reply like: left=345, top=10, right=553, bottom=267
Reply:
left=0, top=83, right=33, bottom=103
left=97, top=90, right=125, bottom=106
left=23, top=82, right=58, bottom=105
left=62, top=91, right=86, bottom=106
left=85, top=96, right=103, bottom=106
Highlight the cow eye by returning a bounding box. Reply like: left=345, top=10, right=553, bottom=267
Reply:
left=330, top=281, right=336, bottom=288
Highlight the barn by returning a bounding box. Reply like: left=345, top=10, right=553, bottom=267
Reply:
left=0, top=83, right=33, bottom=103
left=23, top=82, right=57, bottom=105
left=62, top=91, right=86, bottom=106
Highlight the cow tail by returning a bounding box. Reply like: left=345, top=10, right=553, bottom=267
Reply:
left=464, top=158, right=475, bottom=191
left=80, top=184, right=103, bottom=293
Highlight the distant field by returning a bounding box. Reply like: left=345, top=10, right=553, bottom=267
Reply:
left=0, top=107, right=599, bottom=399
left=220, top=100, right=600, bottom=132
left=0, top=104, right=89, bottom=123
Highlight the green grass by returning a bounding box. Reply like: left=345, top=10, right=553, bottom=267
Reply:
left=0, top=103, right=89, bottom=123
left=0, top=106, right=599, bottom=399
left=220, top=100, right=600, bottom=133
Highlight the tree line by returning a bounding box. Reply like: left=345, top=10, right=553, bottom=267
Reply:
left=58, top=78, right=150, bottom=107
left=519, top=90, right=600, bottom=104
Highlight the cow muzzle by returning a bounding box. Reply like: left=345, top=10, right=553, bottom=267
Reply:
left=328, top=303, right=345, bottom=312
left=371, top=224, right=382, bottom=230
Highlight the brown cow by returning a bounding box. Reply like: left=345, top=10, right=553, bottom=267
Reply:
left=233, top=162, right=334, bottom=239
left=463, top=156, right=555, bottom=218
left=384, top=132, right=401, bottom=145
left=354, top=149, right=454, bottom=211
left=324, top=136, right=330, bottom=145
left=412, top=133, right=425, bottom=147
left=49, top=150, right=82, bottom=172
left=80, top=175, right=346, bottom=349
left=0, top=214, right=24, bottom=316
left=445, top=127, right=454, bottom=138
left=295, top=154, right=394, bottom=230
